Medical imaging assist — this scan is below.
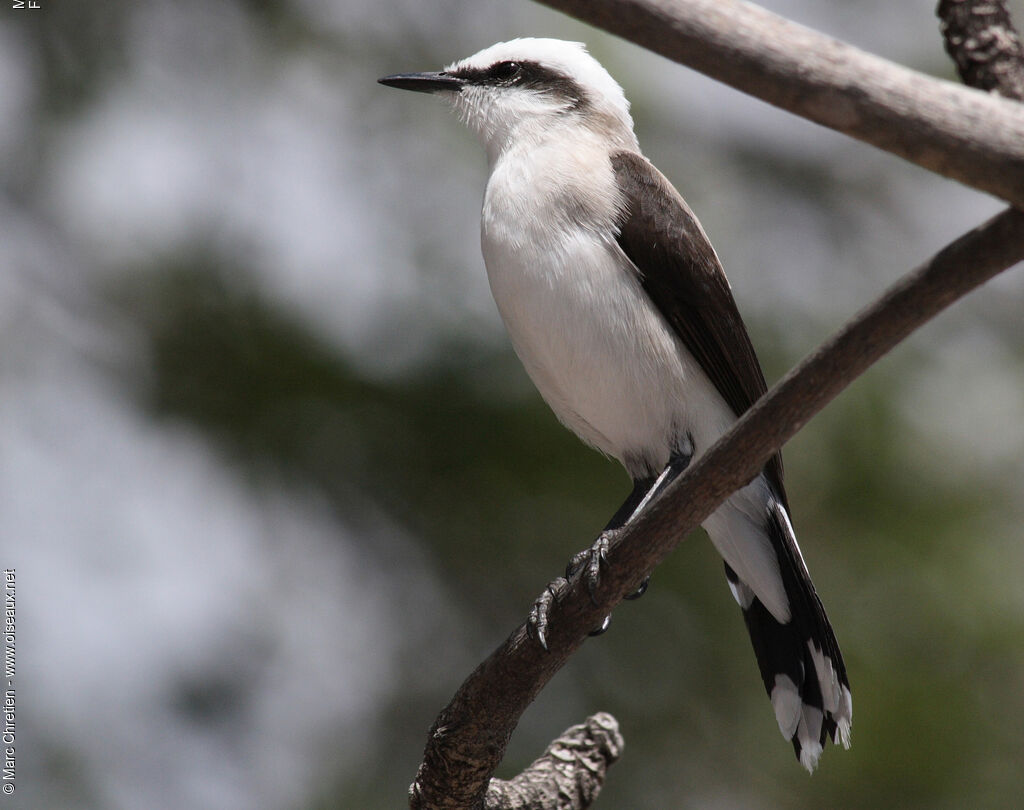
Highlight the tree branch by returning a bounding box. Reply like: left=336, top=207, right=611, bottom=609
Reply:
left=409, top=2, right=1024, bottom=808
left=410, top=207, right=1024, bottom=810
left=534, top=0, right=1024, bottom=208
left=483, top=714, right=624, bottom=810
left=938, top=0, right=1024, bottom=99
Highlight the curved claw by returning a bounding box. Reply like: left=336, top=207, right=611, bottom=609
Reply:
left=527, top=602, right=552, bottom=652
left=527, top=603, right=550, bottom=652
left=527, top=577, right=569, bottom=651
left=588, top=614, right=612, bottom=636
left=623, top=576, right=650, bottom=601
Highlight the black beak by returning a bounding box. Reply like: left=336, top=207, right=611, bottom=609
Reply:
left=378, top=71, right=465, bottom=94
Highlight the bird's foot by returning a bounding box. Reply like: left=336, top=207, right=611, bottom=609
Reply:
left=526, top=529, right=646, bottom=649
left=526, top=575, right=613, bottom=651
left=527, top=576, right=569, bottom=651
left=566, top=529, right=620, bottom=603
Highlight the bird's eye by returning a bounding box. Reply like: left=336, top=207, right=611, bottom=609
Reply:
left=490, top=61, right=522, bottom=82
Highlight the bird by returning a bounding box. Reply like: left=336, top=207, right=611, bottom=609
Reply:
left=379, top=37, right=851, bottom=772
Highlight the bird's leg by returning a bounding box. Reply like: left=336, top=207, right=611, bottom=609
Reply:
left=527, top=439, right=694, bottom=648
left=566, top=476, right=656, bottom=601
left=571, top=439, right=695, bottom=600
left=620, top=444, right=694, bottom=599
left=527, top=479, right=650, bottom=649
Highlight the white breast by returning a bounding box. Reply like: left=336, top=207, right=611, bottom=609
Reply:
left=480, top=136, right=734, bottom=478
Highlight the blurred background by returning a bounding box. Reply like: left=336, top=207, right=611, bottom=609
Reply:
left=2, top=0, right=1023, bottom=808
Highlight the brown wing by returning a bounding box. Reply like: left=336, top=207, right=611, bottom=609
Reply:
left=610, top=150, right=785, bottom=497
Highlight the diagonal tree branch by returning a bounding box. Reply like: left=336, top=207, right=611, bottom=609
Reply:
left=409, top=208, right=1024, bottom=810
left=534, top=0, right=1024, bottom=208
left=409, top=1, right=1024, bottom=808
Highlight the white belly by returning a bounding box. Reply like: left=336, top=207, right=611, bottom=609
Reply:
left=481, top=216, right=733, bottom=478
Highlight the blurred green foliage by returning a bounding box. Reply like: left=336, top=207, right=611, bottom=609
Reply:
left=113, top=249, right=1024, bottom=809
left=9, top=0, right=1024, bottom=807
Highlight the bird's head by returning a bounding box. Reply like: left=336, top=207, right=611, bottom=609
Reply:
left=379, top=38, right=638, bottom=159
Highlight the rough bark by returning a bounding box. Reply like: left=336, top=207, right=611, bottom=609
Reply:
left=483, top=714, right=624, bottom=810
left=938, top=0, right=1024, bottom=99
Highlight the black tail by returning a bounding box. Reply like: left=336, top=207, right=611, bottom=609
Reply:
left=724, top=501, right=851, bottom=772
